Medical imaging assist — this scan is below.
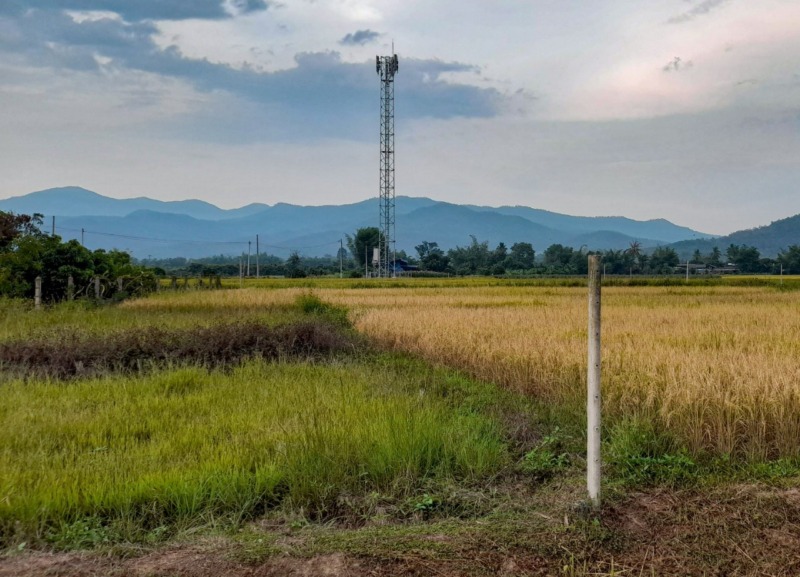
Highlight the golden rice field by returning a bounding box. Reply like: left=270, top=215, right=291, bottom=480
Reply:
left=123, top=282, right=800, bottom=460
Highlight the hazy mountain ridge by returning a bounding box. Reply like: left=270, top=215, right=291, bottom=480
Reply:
left=1, top=186, right=722, bottom=259
left=670, top=214, right=800, bottom=259
left=472, top=205, right=705, bottom=243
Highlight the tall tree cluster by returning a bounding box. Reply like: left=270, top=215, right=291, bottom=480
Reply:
left=0, top=212, right=156, bottom=301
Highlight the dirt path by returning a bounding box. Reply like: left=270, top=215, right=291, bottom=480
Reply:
left=4, top=484, right=800, bottom=577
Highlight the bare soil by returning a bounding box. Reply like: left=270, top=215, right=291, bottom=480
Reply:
left=4, top=482, right=800, bottom=577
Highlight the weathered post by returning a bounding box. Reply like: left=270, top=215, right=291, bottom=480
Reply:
left=117, top=277, right=124, bottom=292
left=587, top=254, right=602, bottom=508
left=35, top=276, right=42, bottom=309
left=94, top=276, right=101, bottom=300
left=170, top=276, right=177, bottom=290
left=67, top=275, right=74, bottom=301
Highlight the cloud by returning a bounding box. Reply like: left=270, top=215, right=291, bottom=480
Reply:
left=0, top=0, right=270, bottom=22
left=339, top=29, right=380, bottom=46
left=0, top=9, right=501, bottom=141
left=668, top=0, right=731, bottom=24
left=662, top=56, right=693, bottom=72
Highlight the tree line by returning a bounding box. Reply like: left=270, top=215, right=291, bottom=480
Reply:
left=1, top=212, right=157, bottom=302
left=4, top=214, right=800, bottom=303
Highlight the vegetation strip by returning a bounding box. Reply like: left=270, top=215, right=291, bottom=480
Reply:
left=0, top=319, right=357, bottom=379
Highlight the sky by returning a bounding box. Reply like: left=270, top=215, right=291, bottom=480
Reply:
left=0, top=0, right=799, bottom=235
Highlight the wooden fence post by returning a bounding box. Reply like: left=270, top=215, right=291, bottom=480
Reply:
left=94, top=276, right=101, bottom=300
left=587, top=254, right=602, bottom=508
left=35, top=276, right=42, bottom=309
left=67, top=275, right=74, bottom=301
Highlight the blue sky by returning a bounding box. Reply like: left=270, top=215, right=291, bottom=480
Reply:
left=0, top=0, right=798, bottom=234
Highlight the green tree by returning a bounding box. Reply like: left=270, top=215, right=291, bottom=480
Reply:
left=415, top=241, right=448, bottom=271
left=726, top=244, right=761, bottom=273
left=708, top=246, right=723, bottom=266
left=447, top=236, right=490, bottom=275
left=285, top=251, right=306, bottom=278
left=602, top=249, right=634, bottom=274
left=0, top=211, right=44, bottom=251
left=346, top=227, right=384, bottom=266
left=777, top=245, right=800, bottom=274
left=508, top=242, right=535, bottom=270
left=415, top=240, right=439, bottom=261
left=647, top=247, right=679, bottom=274
left=0, top=213, right=155, bottom=301
left=543, top=244, right=574, bottom=267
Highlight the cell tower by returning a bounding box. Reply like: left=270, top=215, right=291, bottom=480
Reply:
left=376, top=52, right=398, bottom=278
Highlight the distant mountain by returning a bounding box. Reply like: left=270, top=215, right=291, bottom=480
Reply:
left=670, top=214, right=800, bottom=259
left=470, top=205, right=706, bottom=244
left=0, top=186, right=268, bottom=220
left=0, top=186, right=716, bottom=259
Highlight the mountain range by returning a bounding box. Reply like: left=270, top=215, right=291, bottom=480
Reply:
left=0, top=185, right=769, bottom=260
left=669, top=213, right=800, bottom=259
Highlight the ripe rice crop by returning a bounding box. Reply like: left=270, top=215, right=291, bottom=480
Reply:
left=320, top=284, right=800, bottom=460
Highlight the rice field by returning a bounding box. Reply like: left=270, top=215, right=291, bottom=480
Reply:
left=3, top=278, right=799, bottom=551
left=0, top=357, right=508, bottom=543
left=325, top=283, right=800, bottom=460
left=119, top=280, right=800, bottom=460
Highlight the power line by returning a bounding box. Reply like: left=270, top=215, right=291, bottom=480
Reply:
left=55, top=226, right=341, bottom=252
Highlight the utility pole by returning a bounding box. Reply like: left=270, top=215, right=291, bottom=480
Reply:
left=340, top=238, right=344, bottom=279
left=51, top=216, right=55, bottom=236
left=81, top=228, right=85, bottom=246
left=256, top=235, right=260, bottom=279
left=587, top=254, right=602, bottom=508
left=365, top=246, right=369, bottom=278
left=247, top=241, right=251, bottom=277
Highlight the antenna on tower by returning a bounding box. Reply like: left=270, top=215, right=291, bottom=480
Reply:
left=376, top=49, right=399, bottom=278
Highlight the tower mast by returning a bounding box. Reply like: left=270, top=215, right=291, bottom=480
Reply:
left=376, top=52, right=398, bottom=278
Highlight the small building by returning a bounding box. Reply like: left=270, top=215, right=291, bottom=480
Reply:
left=674, top=263, right=739, bottom=275
left=391, top=258, right=419, bottom=274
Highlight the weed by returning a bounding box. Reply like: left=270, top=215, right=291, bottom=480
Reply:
left=295, top=292, right=349, bottom=326
left=607, top=418, right=697, bottom=487
left=47, top=518, right=116, bottom=550
left=520, top=427, right=571, bottom=482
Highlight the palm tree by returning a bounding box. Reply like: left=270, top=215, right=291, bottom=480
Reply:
left=626, top=241, right=642, bottom=274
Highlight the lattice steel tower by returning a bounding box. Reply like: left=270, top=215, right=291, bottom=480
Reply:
left=376, top=53, right=398, bottom=278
